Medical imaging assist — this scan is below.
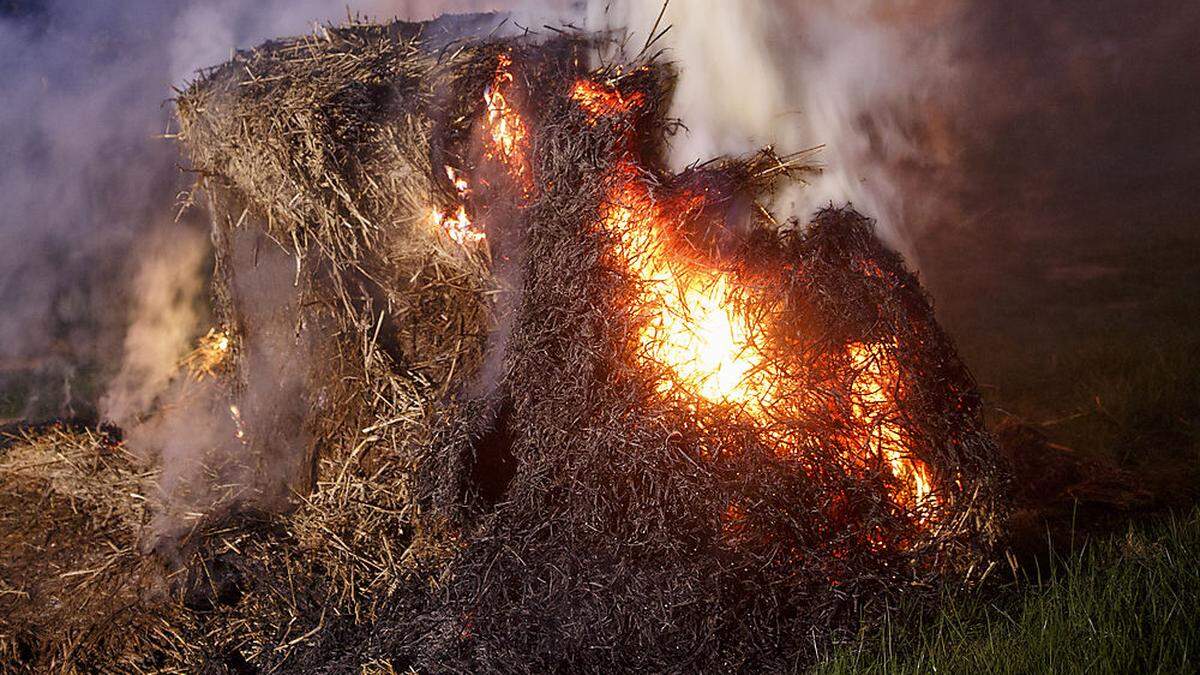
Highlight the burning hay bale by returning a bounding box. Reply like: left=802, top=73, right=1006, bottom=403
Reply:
left=159, top=13, right=1012, bottom=671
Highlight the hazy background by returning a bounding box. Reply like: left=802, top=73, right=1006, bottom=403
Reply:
left=0, top=0, right=577, bottom=420
left=2, top=1, right=1197, bottom=486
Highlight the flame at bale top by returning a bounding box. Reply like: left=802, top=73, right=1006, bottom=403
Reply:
left=570, top=79, right=645, bottom=120
left=484, top=53, right=531, bottom=192
left=570, top=79, right=938, bottom=516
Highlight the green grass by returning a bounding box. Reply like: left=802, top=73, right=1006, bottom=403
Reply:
left=814, top=327, right=1200, bottom=674
left=815, top=508, right=1200, bottom=674
left=811, top=205, right=1200, bottom=673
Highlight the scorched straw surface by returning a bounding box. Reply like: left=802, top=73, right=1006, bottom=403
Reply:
left=2, top=14, right=1008, bottom=672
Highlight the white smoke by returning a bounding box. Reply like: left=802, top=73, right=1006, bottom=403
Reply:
left=101, top=226, right=209, bottom=426
left=586, top=0, right=963, bottom=256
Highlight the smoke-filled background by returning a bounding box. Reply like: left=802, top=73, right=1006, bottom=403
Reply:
left=2, top=0, right=1198, bottom=509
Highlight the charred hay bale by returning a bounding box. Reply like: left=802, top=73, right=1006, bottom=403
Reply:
left=170, top=16, right=1007, bottom=672
left=296, top=49, right=1008, bottom=672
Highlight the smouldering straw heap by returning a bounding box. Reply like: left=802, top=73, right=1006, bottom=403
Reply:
left=1, top=14, right=1009, bottom=672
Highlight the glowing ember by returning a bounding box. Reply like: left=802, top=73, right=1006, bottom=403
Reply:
left=570, top=80, right=645, bottom=122
left=446, top=165, right=470, bottom=196
left=848, top=343, right=935, bottom=509
left=229, top=403, right=247, bottom=442
left=484, top=53, right=531, bottom=191
left=184, top=328, right=231, bottom=380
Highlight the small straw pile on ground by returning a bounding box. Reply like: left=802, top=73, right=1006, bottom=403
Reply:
left=0, top=423, right=182, bottom=671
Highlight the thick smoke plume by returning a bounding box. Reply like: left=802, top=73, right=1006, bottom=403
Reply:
left=587, top=0, right=963, bottom=257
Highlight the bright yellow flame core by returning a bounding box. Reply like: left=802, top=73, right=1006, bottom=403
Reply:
left=605, top=184, right=776, bottom=412
left=602, top=176, right=934, bottom=513
left=432, top=204, right=484, bottom=246
left=184, top=328, right=231, bottom=380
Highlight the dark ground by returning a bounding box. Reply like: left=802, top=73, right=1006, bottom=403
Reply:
left=808, top=9, right=1200, bottom=663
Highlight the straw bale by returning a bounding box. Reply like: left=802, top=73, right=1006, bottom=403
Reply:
left=3, top=13, right=1009, bottom=671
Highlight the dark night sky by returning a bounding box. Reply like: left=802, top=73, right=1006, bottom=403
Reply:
left=909, top=1, right=1200, bottom=360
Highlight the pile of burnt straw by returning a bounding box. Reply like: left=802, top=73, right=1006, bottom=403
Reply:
left=6, top=14, right=1010, bottom=672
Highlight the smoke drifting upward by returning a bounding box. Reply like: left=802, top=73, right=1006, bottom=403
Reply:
left=128, top=228, right=316, bottom=544
left=101, top=227, right=209, bottom=426
left=586, top=0, right=963, bottom=257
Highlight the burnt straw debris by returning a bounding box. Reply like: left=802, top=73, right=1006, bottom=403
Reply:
left=2, top=15, right=1008, bottom=672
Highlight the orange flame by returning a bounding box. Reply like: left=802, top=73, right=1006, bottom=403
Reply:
left=446, top=165, right=470, bottom=196
left=570, top=80, right=645, bottom=122
left=848, top=343, right=935, bottom=510
left=484, top=54, right=531, bottom=191
left=432, top=53, right=533, bottom=247
left=448, top=60, right=938, bottom=515
left=431, top=165, right=486, bottom=246
left=584, top=80, right=776, bottom=413
left=576, top=77, right=935, bottom=514
left=605, top=182, right=776, bottom=412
